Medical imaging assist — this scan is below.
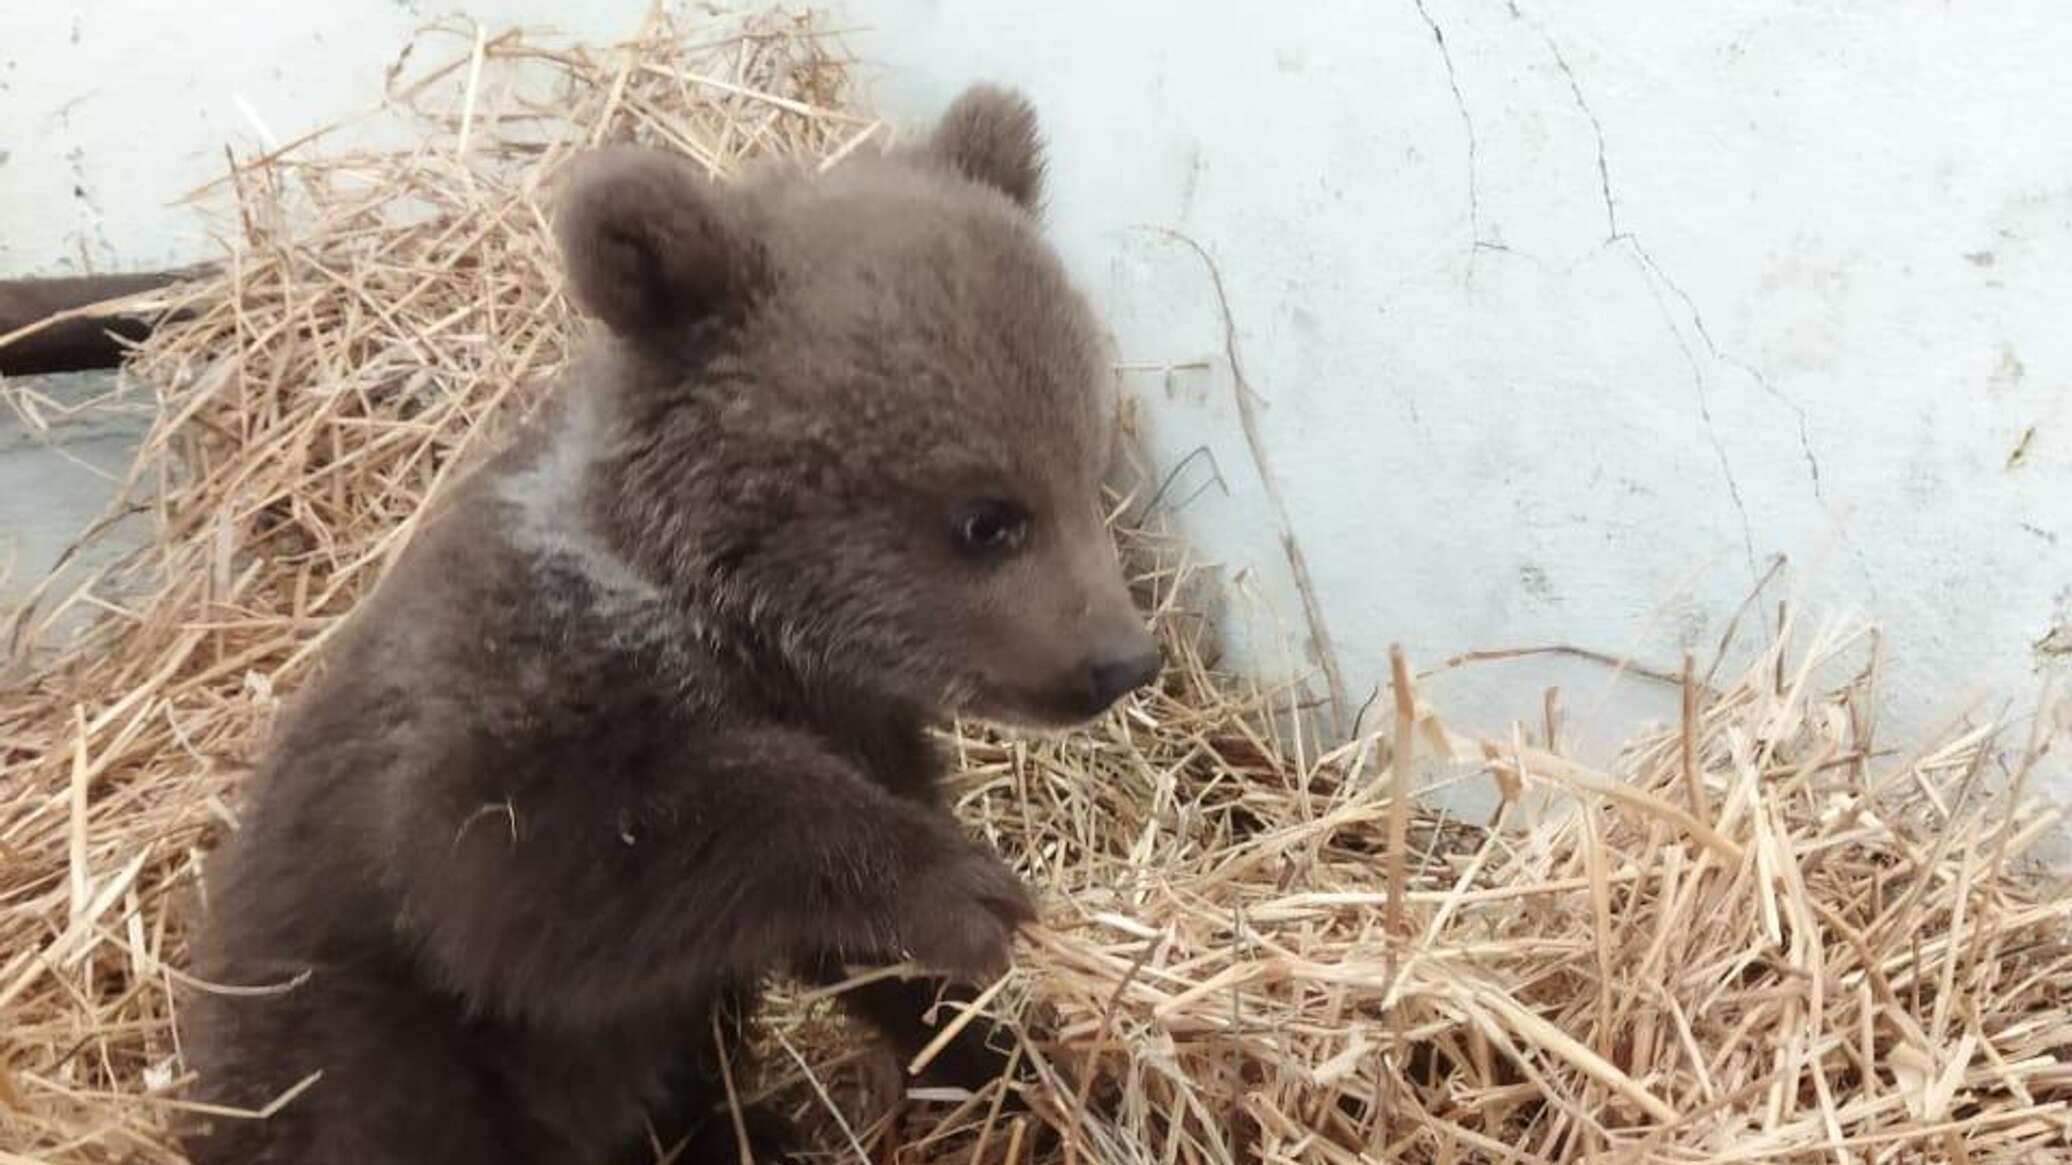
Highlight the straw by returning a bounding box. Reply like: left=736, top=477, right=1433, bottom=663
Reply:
left=3, top=7, right=2069, bottom=1164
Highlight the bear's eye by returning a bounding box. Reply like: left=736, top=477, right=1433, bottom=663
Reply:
left=954, top=500, right=1030, bottom=556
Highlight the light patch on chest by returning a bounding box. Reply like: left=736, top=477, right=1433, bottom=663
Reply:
left=493, top=395, right=654, bottom=597
left=493, top=392, right=659, bottom=606
left=490, top=393, right=713, bottom=686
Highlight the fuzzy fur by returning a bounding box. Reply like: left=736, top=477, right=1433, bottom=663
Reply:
left=177, top=86, right=1157, bottom=1164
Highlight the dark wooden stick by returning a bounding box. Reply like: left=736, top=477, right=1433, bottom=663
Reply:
left=0, top=270, right=201, bottom=375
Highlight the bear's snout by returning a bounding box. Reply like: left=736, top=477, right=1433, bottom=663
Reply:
left=1074, top=626, right=1162, bottom=715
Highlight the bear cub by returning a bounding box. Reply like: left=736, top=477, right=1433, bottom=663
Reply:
left=178, top=85, right=1158, bottom=1165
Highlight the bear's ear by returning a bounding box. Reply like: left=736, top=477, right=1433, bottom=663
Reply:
left=555, top=147, right=757, bottom=338
left=922, top=84, right=1045, bottom=211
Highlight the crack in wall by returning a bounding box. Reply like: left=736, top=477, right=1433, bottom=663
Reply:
left=1619, top=186, right=1879, bottom=600
left=1628, top=247, right=1822, bottom=499
left=1629, top=239, right=1764, bottom=588
left=1410, top=0, right=1483, bottom=267
left=1512, top=2, right=1877, bottom=600
left=1527, top=12, right=1619, bottom=240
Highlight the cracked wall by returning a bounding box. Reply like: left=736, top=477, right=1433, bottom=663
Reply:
left=838, top=0, right=2072, bottom=838
left=4, top=1, right=2068, bottom=842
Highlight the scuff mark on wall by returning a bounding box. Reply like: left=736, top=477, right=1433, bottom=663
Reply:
left=2036, top=587, right=2072, bottom=672
left=2006, top=425, right=2037, bottom=470
left=1175, top=142, right=1205, bottom=222
left=2039, top=626, right=2072, bottom=661
left=1990, top=344, right=2026, bottom=392
left=1518, top=563, right=1559, bottom=605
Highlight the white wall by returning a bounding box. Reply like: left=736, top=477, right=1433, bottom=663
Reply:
left=5, top=3, right=2068, bottom=825
left=0, top=0, right=652, bottom=275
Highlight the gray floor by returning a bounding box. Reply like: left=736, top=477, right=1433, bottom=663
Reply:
left=0, top=369, right=154, bottom=645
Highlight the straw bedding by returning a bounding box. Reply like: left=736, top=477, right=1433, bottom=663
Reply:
left=2, top=8, right=2069, bottom=1163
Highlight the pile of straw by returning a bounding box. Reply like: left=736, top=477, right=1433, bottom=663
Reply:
left=3, top=8, right=2068, bottom=1163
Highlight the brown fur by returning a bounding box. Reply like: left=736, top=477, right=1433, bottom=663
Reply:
left=177, top=86, right=1158, bottom=1165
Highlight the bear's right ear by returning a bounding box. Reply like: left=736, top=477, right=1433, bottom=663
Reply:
left=922, top=84, right=1045, bottom=212
left=555, top=147, right=757, bottom=338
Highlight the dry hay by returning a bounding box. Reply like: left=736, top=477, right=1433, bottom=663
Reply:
left=3, top=7, right=2070, bottom=1164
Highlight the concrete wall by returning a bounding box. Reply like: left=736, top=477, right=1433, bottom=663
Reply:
left=5, top=3, right=2068, bottom=825
left=1, top=0, right=651, bottom=274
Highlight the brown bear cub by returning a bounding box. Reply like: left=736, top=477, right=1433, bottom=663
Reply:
left=177, top=86, right=1159, bottom=1165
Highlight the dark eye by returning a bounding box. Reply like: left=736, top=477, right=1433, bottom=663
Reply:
left=954, top=500, right=1030, bottom=555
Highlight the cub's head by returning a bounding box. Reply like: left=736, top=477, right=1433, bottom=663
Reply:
left=556, top=85, right=1158, bottom=726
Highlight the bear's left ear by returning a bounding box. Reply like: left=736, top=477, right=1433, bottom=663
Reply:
left=922, top=84, right=1045, bottom=212
left=555, top=147, right=760, bottom=339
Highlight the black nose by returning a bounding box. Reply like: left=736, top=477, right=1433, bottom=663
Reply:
left=1084, top=634, right=1162, bottom=711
